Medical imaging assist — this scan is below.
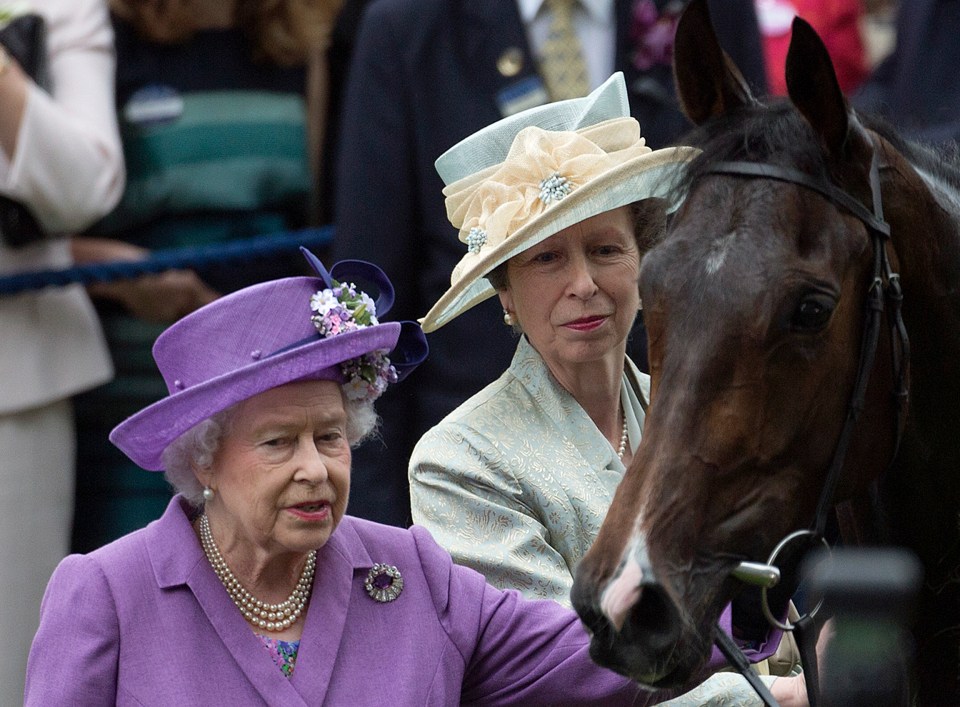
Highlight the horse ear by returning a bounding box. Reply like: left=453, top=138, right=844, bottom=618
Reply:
left=673, top=0, right=756, bottom=125
left=785, top=17, right=850, bottom=156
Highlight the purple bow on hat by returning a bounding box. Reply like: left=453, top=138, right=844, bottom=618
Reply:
left=300, top=246, right=426, bottom=382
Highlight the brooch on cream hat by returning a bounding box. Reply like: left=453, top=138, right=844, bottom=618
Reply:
left=420, top=72, right=699, bottom=333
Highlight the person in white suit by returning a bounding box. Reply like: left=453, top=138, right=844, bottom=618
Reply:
left=0, top=0, right=123, bottom=699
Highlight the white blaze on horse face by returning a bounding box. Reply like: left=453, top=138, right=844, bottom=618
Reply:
left=599, top=534, right=650, bottom=632
left=704, top=231, right=738, bottom=275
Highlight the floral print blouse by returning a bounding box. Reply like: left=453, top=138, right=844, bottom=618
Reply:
left=257, top=634, right=300, bottom=677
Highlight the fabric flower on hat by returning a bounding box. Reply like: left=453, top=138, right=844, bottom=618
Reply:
left=309, top=288, right=339, bottom=316
left=341, top=351, right=398, bottom=402
left=443, top=117, right=650, bottom=263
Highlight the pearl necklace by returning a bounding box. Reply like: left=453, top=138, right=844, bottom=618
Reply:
left=198, top=514, right=316, bottom=632
left=617, top=412, right=629, bottom=460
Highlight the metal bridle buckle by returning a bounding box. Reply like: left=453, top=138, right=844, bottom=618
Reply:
left=759, top=529, right=830, bottom=631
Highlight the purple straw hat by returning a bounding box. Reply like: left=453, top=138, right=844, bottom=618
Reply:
left=110, top=248, right=427, bottom=471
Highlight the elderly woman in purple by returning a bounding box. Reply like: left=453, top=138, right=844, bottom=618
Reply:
left=25, top=248, right=778, bottom=705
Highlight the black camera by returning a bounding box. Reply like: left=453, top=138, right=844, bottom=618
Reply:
left=804, top=547, right=922, bottom=707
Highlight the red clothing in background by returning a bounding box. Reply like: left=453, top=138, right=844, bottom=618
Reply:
left=756, top=0, right=868, bottom=95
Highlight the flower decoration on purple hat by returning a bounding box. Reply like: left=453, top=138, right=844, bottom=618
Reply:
left=309, top=281, right=379, bottom=334
left=300, top=248, right=428, bottom=403
left=309, top=279, right=398, bottom=402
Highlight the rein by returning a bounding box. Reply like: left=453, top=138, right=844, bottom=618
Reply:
left=700, top=145, right=911, bottom=706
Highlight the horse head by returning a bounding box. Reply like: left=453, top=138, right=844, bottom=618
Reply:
left=572, top=0, right=919, bottom=689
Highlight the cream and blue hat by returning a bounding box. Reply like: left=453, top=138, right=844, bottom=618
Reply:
left=419, top=72, right=699, bottom=333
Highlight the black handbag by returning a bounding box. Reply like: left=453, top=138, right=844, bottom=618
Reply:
left=0, top=12, right=51, bottom=248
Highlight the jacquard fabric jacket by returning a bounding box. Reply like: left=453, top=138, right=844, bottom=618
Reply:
left=26, top=495, right=660, bottom=706
left=410, top=336, right=647, bottom=604
left=409, top=337, right=785, bottom=706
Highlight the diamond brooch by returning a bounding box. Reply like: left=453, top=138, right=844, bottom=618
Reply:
left=365, top=563, right=403, bottom=603
left=539, top=172, right=572, bottom=204
left=466, top=227, right=487, bottom=254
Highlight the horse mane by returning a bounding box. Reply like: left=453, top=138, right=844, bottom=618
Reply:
left=668, top=98, right=960, bottom=200
left=860, top=112, right=960, bottom=193
left=671, top=100, right=829, bottom=192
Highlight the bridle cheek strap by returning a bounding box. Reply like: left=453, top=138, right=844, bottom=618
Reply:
left=706, top=147, right=907, bottom=538
left=704, top=145, right=910, bottom=707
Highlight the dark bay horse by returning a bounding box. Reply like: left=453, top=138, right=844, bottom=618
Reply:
left=571, top=1, right=960, bottom=703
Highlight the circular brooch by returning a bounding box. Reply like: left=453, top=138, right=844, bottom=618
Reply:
left=364, top=563, right=403, bottom=603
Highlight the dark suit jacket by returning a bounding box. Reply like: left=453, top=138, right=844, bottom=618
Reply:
left=331, top=0, right=766, bottom=525
left=853, top=0, right=960, bottom=144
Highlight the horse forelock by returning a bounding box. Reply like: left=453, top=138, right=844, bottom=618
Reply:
left=662, top=99, right=865, bottom=275
left=670, top=100, right=830, bottom=196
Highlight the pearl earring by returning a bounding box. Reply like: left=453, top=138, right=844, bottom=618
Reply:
left=203, top=486, right=215, bottom=502
left=503, top=309, right=515, bottom=326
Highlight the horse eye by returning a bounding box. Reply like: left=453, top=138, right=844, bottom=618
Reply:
left=791, top=294, right=835, bottom=331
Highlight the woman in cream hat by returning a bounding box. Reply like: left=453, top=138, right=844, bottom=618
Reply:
left=410, top=74, right=808, bottom=706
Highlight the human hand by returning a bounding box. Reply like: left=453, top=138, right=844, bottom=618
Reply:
left=73, top=236, right=221, bottom=323
left=770, top=673, right=808, bottom=707
left=88, top=269, right=220, bottom=323
left=768, top=618, right=835, bottom=707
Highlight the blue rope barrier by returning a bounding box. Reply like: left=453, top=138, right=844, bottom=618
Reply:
left=0, top=225, right=334, bottom=296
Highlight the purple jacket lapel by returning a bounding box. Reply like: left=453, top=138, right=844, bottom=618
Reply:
left=289, top=520, right=372, bottom=696
left=147, top=499, right=311, bottom=705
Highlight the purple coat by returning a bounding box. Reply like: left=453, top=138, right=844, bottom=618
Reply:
left=27, top=496, right=658, bottom=705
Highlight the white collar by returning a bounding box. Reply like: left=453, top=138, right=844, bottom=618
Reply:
left=516, top=0, right=614, bottom=25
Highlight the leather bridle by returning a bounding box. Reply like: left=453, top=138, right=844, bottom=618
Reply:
left=698, top=142, right=911, bottom=706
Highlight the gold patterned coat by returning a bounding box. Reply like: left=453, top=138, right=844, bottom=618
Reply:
left=409, top=335, right=646, bottom=605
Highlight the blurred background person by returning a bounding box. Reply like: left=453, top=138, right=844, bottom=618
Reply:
left=330, top=0, right=769, bottom=527
left=754, top=0, right=868, bottom=96
left=0, top=0, right=124, bottom=700
left=71, top=0, right=345, bottom=553
left=854, top=0, right=960, bottom=144
left=859, top=0, right=896, bottom=70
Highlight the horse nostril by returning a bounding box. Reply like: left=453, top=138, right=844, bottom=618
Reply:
left=574, top=601, right=606, bottom=641
left=622, top=583, right=682, bottom=654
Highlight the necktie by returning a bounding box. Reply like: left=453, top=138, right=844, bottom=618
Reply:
left=539, top=0, right=591, bottom=101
